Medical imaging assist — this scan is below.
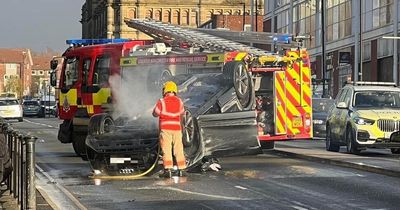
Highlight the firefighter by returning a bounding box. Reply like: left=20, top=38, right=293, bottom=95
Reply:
left=153, top=81, right=187, bottom=178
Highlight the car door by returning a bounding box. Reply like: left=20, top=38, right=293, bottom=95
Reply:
left=330, top=88, right=348, bottom=139
left=338, top=88, right=353, bottom=143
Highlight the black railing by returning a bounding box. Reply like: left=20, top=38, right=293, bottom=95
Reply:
left=1, top=121, right=37, bottom=210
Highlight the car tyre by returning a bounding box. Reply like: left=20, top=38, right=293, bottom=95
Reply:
left=346, top=127, right=361, bottom=154
left=88, top=114, right=115, bottom=137
left=223, top=61, right=254, bottom=110
left=391, top=148, right=400, bottom=154
left=18, top=118, right=23, bottom=122
left=326, top=126, right=340, bottom=152
left=182, top=109, right=203, bottom=169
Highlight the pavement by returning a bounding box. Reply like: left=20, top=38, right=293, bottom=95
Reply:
left=0, top=139, right=398, bottom=209
left=0, top=184, right=54, bottom=210
left=275, top=140, right=400, bottom=177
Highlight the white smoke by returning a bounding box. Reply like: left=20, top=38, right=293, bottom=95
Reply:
left=109, top=66, right=167, bottom=124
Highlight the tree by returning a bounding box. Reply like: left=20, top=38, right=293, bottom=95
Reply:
left=4, top=76, right=21, bottom=97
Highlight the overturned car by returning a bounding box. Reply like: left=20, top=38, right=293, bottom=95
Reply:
left=85, top=51, right=261, bottom=175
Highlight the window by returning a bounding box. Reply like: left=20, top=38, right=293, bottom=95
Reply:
left=63, top=57, right=79, bottom=88
left=39, top=70, right=44, bottom=75
left=93, top=55, right=110, bottom=86
left=83, top=58, right=91, bottom=85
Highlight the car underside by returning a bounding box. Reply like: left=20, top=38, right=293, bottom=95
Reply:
left=85, top=61, right=261, bottom=175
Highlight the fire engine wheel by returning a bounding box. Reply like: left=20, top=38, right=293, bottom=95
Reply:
left=260, top=141, right=275, bottom=150
left=223, top=61, right=254, bottom=109
left=182, top=110, right=203, bottom=168
left=88, top=114, right=115, bottom=136
left=72, top=133, right=88, bottom=161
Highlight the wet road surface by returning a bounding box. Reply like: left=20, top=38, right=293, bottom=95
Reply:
left=11, top=117, right=400, bottom=209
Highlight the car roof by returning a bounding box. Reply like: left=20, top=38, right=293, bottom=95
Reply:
left=0, top=97, right=18, bottom=100
left=344, top=85, right=400, bottom=92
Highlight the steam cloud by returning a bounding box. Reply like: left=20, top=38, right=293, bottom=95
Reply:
left=109, top=66, right=166, bottom=125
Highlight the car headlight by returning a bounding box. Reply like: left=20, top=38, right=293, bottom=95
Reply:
left=313, top=119, right=324, bottom=125
left=354, top=117, right=375, bottom=125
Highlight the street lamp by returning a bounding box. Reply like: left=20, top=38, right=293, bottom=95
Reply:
left=240, top=2, right=246, bottom=31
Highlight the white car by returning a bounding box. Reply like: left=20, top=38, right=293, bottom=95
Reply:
left=0, top=98, right=23, bottom=122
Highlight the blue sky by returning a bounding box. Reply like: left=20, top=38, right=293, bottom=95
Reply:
left=0, top=0, right=84, bottom=53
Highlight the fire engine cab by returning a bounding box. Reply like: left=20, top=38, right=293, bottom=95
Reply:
left=50, top=39, right=153, bottom=159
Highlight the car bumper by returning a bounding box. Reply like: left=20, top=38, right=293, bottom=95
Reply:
left=355, top=125, right=400, bottom=148
left=23, top=110, right=41, bottom=116
left=0, top=112, right=22, bottom=119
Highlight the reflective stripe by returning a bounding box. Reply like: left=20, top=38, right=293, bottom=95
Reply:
left=160, top=121, right=181, bottom=126
left=160, top=98, right=182, bottom=117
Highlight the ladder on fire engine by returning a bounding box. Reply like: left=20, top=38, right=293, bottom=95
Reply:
left=125, top=19, right=296, bottom=57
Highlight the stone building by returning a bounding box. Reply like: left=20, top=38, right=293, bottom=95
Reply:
left=81, top=0, right=263, bottom=40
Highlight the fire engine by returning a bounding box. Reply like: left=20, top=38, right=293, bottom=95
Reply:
left=50, top=39, right=153, bottom=159
left=50, top=19, right=312, bottom=173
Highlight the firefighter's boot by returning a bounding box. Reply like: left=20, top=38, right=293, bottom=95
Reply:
left=177, top=169, right=187, bottom=177
left=159, top=169, right=172, bottom=178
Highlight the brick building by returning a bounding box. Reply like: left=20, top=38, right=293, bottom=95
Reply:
left=0, top=49, right=33, bottom=98
left=31, top=55, right=55, bottom=97
left=200, top=14, right=263, bottom=32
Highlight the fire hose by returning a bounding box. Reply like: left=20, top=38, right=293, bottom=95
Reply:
left=89, top=145, right=161, bottom=180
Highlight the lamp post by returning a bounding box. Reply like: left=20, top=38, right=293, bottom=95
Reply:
left=240, top=2, right=246, bottom=31
left=320, top=0, right=327, bottom=97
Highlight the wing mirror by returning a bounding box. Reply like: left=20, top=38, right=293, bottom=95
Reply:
left=50, top=70, right=57, bottom=87
left=50, top=59, right=58, bottom=70
left=336, top=102, right=348, bottom=109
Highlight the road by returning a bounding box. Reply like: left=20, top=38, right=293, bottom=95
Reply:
left=11, top=117, right=400, bottom=210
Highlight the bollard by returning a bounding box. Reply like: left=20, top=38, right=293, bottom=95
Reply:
left=19, top=134, right=25, bottom=209
left=12, top=130, right=19, bottom=199
left=25, top=136, right=37, bottom=210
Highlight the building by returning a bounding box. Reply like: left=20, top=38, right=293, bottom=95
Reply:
left=0, top=49, right=33, bottom=98
left=264, top=0, right=399, bottom=97
left=31, top=55, right=55, bottom=98
left=81, top=0, right=264, bottom=40
left=200, top=14, right=264, bottom=32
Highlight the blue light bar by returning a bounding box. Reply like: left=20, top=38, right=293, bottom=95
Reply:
left=66, top=39, right=131, bottom=46
left=272, top=35, right=292, bottom=44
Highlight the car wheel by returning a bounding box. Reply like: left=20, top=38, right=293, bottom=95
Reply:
left=223, top=61, right=254, bottom=109
left=88, top=114, right=115, bottom=137
left=326, top=126, right=340, bottom=152
left=346, top=127, right=361, bottom=154
left=182, top=109, right=203, bottom=169
left=72, top=133, right=88, bottom=161
left=18, top=118, right=23, bottom=122
left=391, top=148, right=400, bottom=154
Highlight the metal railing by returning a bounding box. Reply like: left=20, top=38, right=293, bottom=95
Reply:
left=1, top=121, right=37, bottom=210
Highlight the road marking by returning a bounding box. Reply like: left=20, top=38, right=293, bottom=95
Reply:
left=234, top=185, right=248, bottom=190
left=24, top=119, right=55, bottom=129
left=137, top=186, right=247, bottom=200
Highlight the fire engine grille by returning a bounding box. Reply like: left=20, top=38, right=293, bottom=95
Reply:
left=377, top=119, right=400, bottom=132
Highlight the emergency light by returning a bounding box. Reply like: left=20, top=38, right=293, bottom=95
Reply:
left=272, top=35, right=292, bottom=44
left=66, top=39, right=130, bottom=46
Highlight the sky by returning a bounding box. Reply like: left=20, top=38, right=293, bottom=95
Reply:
left=0, top=0, right=84, bottom=53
